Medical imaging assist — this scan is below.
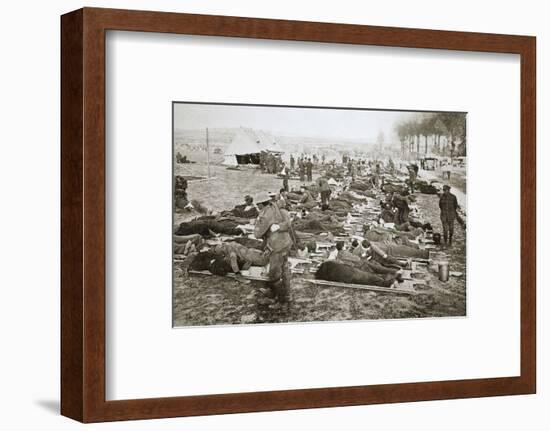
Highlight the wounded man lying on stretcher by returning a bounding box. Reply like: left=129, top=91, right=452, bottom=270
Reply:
left=175, top=218, right=245, bottom=237
left=316, top=261, right=402, bottom=288
left=360, top=238, right=429, bottom=261
left=187, top=242, right=269, bottom=276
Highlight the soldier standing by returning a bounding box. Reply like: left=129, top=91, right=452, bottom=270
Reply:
left=439, top=184, right=459, bottom=246
left=317, top=176, right=331, bottom=207
left=254, top=197, right=293, bottom=303
left=260, top=151, right=266, bottom=172
left=298, top=158, right=305, bottom=182
left=412, top=163, right=419, bottom=191
left=306, top=158, right=313, bottom=182
left=281, top=163, right=289, bottom=192
left=268, top=153, right=276, bottom=174
left=392, top=190, right=411, bottom=225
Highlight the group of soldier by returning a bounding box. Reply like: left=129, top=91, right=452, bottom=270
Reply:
left=178, top=150, right=462, bottom=306
left=250, top=156, right=461, bottom=304
left=260, top=151, right=284, bottom=174
left=175, top=151, right=191, bottom=164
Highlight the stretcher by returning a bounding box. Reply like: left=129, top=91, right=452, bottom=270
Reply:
left=189, top=269, right=270, bottom=282
left=302, top=278, right=420, bottom=295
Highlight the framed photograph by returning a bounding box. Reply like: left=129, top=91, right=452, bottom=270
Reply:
left=61, top=7, right=536, bottom=422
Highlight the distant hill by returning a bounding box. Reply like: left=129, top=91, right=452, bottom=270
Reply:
left=173, top=127, right=382, bottom=164
left=173, top=128, right=234, bottom=164
left=174, top=128, right=408, bottom=164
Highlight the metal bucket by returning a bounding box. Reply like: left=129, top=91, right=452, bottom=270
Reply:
left=430, top=252, right=445, bottom=272
left=438, top=261, right=449, bottom=282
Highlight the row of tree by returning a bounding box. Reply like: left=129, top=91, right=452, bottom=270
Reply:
left=395, top=112, right=467, bottom=158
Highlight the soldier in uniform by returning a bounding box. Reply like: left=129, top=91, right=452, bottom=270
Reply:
left=298, top=158, right=306, bottom=182
left=265, top=153, right=273, bottom=173
left=297, top=185, right=317, bottom=210
left=316, top=176, right=331, bottom=207
left=407, top=163, right=419, bottom=192
left=439, top=184, right=459, bottom=246
left=224, top=194, right=259, bottom=218
left=259, top=151, right=266, bottom=172
left=306, top=158, right=313, bottom=182
left=254, top=196, right=293, bottom=303
left=280, top=162, right=290, bottom=192
left=174, top=175, right=188, bottom=208
left=212, top=242, right=269, bottom=273
left=392, top=190, right=411, bottom=225
left=270, top=154, right=277, bottom=174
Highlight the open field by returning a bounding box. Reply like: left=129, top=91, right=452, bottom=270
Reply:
left=174, top=162, right=314, bottom=225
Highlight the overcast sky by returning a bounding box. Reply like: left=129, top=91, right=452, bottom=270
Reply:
left=174, top=103, right=420, bottom=142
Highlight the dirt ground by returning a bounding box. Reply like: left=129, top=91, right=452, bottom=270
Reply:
left=173, top=163, right=467, bottom=327
left=174, top=163, right=307, bottom=225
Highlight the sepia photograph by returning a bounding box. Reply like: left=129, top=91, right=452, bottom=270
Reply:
left=173, top=102, right=467, bottom=327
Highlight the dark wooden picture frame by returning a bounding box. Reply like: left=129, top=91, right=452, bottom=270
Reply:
left=61, top=7, right=536, bottom=423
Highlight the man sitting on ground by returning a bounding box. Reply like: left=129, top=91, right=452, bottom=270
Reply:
left=226, top=195, right=259, bottom=219
left=212, top=242, right=269, bottom=273
left=363, top=224, right=422, bottom=248
left=364, top=238, right=428, bottom=263
left=297, top=186, right=317, bottom=210
left=349, top=239, right=359, bottom=253
left=379, top=202, right=395, bottom=223
left=335, top=241, right=361, bottom=265
left=278, top=188, right=291, bottom=210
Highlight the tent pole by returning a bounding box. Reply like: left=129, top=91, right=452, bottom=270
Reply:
left=206, top=127, right=210, bottom=179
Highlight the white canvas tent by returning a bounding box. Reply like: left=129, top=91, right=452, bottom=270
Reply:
left=222, top=129, right=263, bottom=166
left=223, top=129, right=284, bottom=166
left=222, top=153, right=239, bottom=167
left=256, top=130, right=283, bottom=154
